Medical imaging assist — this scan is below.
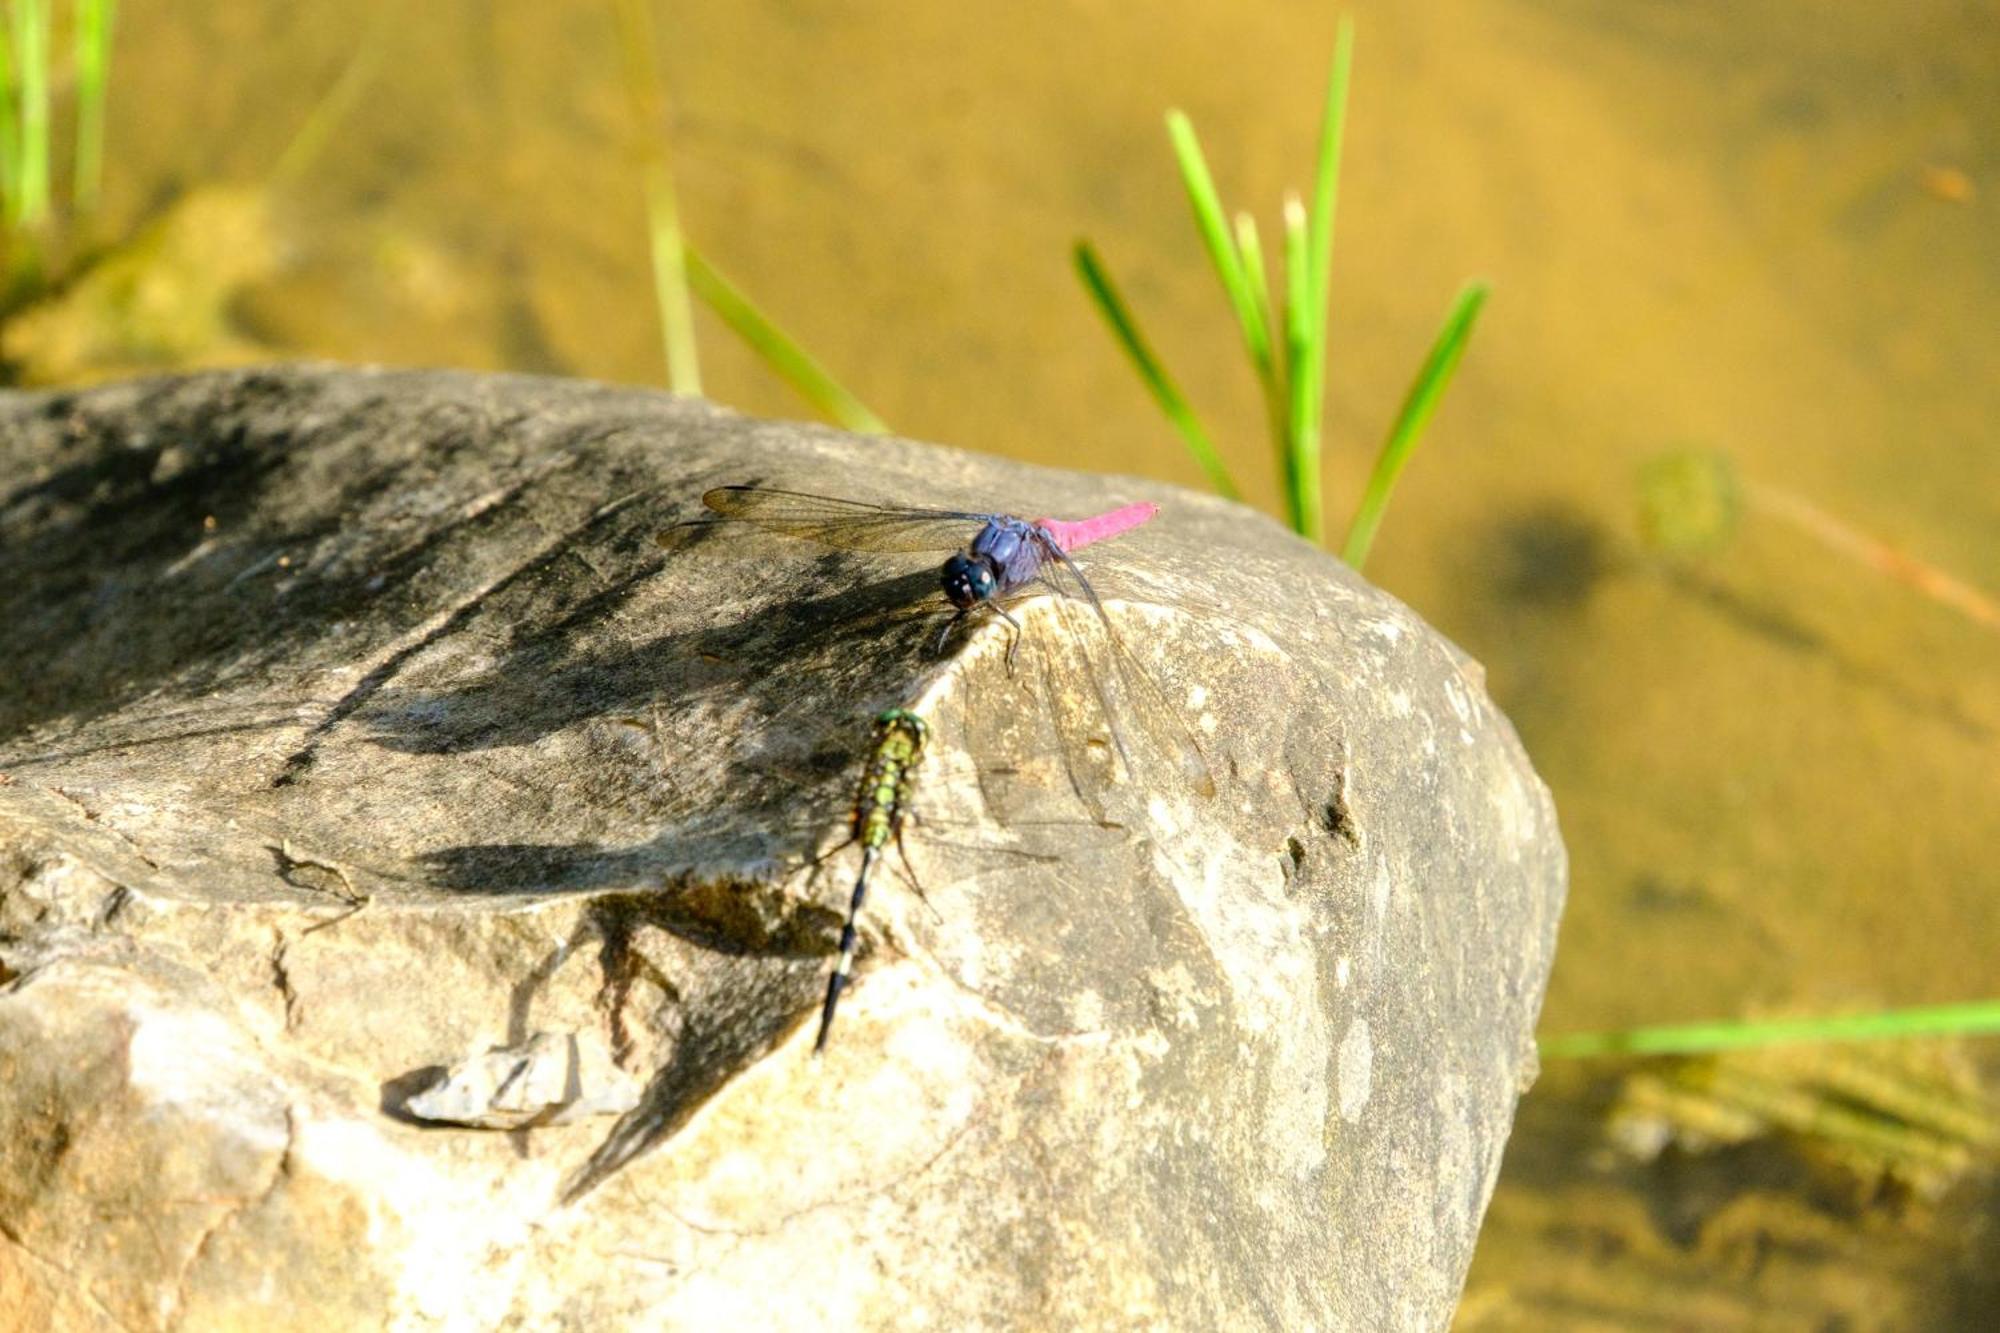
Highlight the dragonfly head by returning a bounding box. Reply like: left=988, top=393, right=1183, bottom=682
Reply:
left=873, top=708, right=928, bottom=745
left=942, top=552, right=998, bottom=609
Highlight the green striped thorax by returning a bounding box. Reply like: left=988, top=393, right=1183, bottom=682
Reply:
left=857, top=709, right=927, bottom=850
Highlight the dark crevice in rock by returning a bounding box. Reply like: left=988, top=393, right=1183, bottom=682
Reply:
left=1322, top=764, right=1361, bottom=849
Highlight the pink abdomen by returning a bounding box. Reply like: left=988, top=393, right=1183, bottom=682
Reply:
left=1036, top=502, right=1159, bottom=555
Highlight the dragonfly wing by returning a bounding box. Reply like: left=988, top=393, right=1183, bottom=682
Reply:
left=695, top=485, right=993, bottom=554
left=1031, top=547, right=1216, bottom=802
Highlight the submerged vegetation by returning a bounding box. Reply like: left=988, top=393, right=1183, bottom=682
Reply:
left=1641, top=447, right=2000, bottom=634
left=0, top=7, right=383, bottom=384
left=1605, top=1036, right=1996, bottom=1201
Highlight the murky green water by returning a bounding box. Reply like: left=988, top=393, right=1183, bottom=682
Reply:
left=9, top=1, right=1996, bottom=1322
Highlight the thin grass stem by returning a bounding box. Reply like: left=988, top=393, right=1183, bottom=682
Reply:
left=1166, top=110, right=1273, bottom=392
left=686, top=244, right=885, bottom=435
left=641, top=166, right=701, bottom=394
left=1539, top=1000, right=2000, bottom=1060
left=1289, top=19, right=1353, bottom=544
left=611, top=0, right=700, bottom=395
left=0, top=16, right=17, bottom=208
left=1304, top=20, right=1353, bottom=347
left=1745, top=481, right=2000, bottom=633
left=72, top=0, right=116, bottom=216
left=1232, top=211, right=1272, bottom=368
left=271, top=14, right=387, bottom=187
left=1074, top=239, right=1239, bottom=499
left=9, top=0, right=49, bottom=229
left=1341, top=281, right=1488, bottom=568
left=1235, top=208, right=1293, bottom=506
left=1282, top=197, right=1318, bottom=539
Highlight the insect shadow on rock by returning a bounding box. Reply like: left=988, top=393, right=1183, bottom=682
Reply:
left=662, top=483, right=1217, bottom=808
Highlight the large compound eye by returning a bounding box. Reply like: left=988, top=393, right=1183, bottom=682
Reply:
left=942, top=553, right=994, bottom=608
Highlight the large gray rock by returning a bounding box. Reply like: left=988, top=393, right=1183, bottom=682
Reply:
left=0, top=366, right=1564, bottom=1330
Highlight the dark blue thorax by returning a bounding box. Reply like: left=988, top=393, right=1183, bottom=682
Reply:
left=942, top=515, right=1057, bottom=612
left=968, top=517, right=1051, bottom=597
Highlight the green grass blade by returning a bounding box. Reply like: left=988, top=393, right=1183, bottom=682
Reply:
left=612, top=0, right=700, bottom=395
left=1074, top=239, right=1239, bottom=500
left=1232, top=210, right=1272, bottom=363
left=72, top=0, right=116, bottom=216
left=1282, top=197, right=1318, bottom=539
left=1166, top=110, right=1273, bottom=389
left=1235, top=207, right=1295, bottom=499
left=686, top=243, right=886, bottom=435
left=1305, top=19, right=1353, bottom=343
left=641, top=166, right=702, bottom=395
left=1340, top=281, right=1489, bottom=569
left=1288, top=20, right=1354, bottom=546
left=1539, top=1000, right=2000, bottom=1059
left=0, top=15, right=17, bottom=208
left=9, top=0, right=49, bottom=229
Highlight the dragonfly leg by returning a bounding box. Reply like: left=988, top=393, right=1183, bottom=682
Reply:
left=994, top=605, right=1025, bottom=674
left=804, top=833, right=855, bottom=878
left=893, top=819, right=943, bottom=922
left=934, top=609, right=967, bottom=657
left=936, top=603, right=1023, bottom=673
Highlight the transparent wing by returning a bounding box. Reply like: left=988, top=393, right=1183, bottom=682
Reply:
left=691, top=484, right=996, bottom=554
left=1027, top=540, right=1216, bottom=802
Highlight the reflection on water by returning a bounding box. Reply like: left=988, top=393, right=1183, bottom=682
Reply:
left=8, top=0, right=1996, bottom=1320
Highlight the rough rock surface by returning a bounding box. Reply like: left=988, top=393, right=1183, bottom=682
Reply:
left=0, top=366, right=1565, bottom=1330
